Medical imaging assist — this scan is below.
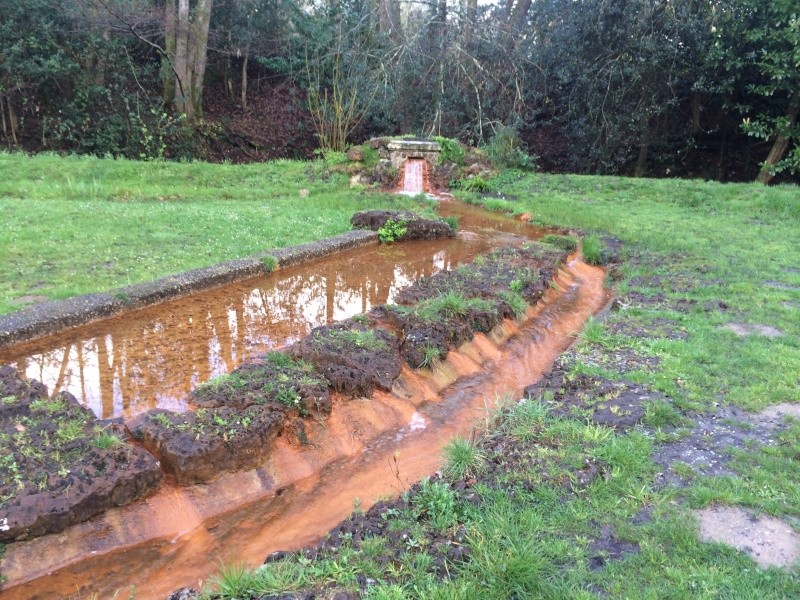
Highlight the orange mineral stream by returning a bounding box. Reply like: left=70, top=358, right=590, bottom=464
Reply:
left=0, top=254, right=608, bottom=599
left=1, top=162, right=608, bottom=599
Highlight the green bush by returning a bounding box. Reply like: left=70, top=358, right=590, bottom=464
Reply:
left=378, top=219, right=408, bottom=243
left=418, top=343, right=442, bottom=369
left=498, top=290, right=529, bottom=319
left=460, top=176, right=492, bottom=193
left=261, top=255, right=278, bottom=272
left=582, top=235, right=604, bottom=265
left=412, top=478, right=459, bottom=530
left=442, top=215, right=460, bottom=231
left=443, top=437, right=485, bottom=481
left=432, top=136, right=466, bottom=165
left=485, top=125, right=537, bottom=171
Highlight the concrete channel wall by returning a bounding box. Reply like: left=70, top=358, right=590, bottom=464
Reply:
left=0, top=230, right=378, bottom=350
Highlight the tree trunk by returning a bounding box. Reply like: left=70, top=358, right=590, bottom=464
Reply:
left=691, top=92, right=702, bottom=134
left=0, top=96, right=7, bottom=143
left=187, top=0, right=213, bottom=119
left=389, top=0, right=402, bottom=44
left=7, top=99, right=18, bottom=145
left=164, top=0, right=177, bottom=103
left=241, top=51, right=249, bottom=110
left=716, top=128, right=727, bottom=181
left=756, top=92, right=800, bottom=184
left=502, top=0, right=515, bottom=22
left=435, top=0, right=447, bottom=135
left=461, top=0, right=477, bottom=43
left=378, top=0, right=402, bottom=42
left=635, top=119, right=651, bottom=177
left=174, top=0, right=190, bottom=115
left=510, top=0, right=532, bottom=31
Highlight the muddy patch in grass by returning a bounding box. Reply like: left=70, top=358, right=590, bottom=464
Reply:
left=478, top=419, right=606, bottom=493
left=757, top=402, right=800, bottom=420
left=764, top=281, right=800, bottom=292
left=588, top=524, right=640, bottom=570
left=626, top=273, right=702, bottom=293
left=651, top=403, right=795, bottom=488
left=605, top=315, right=689, bottom=341
left=612, top=291, right=698, bottom=315
left=523, top=367, right=662, bottom=430
left=561, top=344, right=661, bottom=375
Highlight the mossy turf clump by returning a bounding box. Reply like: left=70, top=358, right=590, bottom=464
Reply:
left=193, top=352, right=330, bottom=415
left=351, top=210, right=456, bottom=242
left=133, top=351, right=329, bottom=484
left=131, top=405, right=285, bottom=485
left=540, top=233, right=578, bottom=253
left=383, top=243, right=570, bottom=367
left=0, top=366, right=163, bottom=542
left=395, top=243, right=565, bottom=307
left=291, top=320, right=403, bottom=397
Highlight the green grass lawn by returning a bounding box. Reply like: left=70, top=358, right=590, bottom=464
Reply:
left=197, top=171, right=799, bottom=599
left=461, top=172, right=800, bottom=411
left=0, top=152, right=420, bottom=315
left=2, top=155, right=798, bottom=597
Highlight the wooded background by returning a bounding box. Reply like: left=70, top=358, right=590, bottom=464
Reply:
left=0, top=0, right=797, bottom=182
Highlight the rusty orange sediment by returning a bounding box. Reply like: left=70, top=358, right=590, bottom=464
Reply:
left=0, top=255, right=609, bottom=599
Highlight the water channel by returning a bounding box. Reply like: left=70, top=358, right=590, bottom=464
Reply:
left=0, top=192, right=610, bottom=599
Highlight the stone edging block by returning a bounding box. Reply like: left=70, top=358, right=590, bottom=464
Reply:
left=0, top=230, right=378, bottom=349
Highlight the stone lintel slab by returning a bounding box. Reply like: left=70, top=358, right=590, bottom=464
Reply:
left=387, top=140, right=441, bottom=169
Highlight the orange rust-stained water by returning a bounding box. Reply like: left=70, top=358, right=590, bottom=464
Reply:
left=0, top=257, right=609, bottom=600
left=398, top=158, right=429, bottom=195
left=0, top=201, right=545, bottom=420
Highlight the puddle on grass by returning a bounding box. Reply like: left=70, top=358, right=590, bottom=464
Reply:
left=0, top=257, right=610, bottom=599
left=0, top=201, right=545, bottom=420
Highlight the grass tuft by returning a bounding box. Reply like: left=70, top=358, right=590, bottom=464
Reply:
left=582, top=235, right=604, bottom=265
left=92, top=430, right=123, bottom=449
left=540, top=234, right=578, bottom=252
left=418, top=344, right=442, bottom=369
left=443, top=436, right=485, bottom=481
